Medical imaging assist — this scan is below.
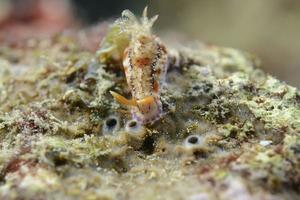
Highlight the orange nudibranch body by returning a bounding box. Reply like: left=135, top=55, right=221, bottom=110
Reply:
left=110, top=7, right=168, bottom=124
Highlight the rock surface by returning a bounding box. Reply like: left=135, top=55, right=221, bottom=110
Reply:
left=0, top=22, right=299, bottom=200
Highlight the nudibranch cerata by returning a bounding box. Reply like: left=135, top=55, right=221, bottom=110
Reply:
left=110, top=7, right=168, bottom=124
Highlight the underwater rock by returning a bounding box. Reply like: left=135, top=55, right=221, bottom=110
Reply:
left=0, top=8, right=299, bottom=200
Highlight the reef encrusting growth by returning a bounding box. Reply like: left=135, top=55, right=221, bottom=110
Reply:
left=0, top=11, right=299, bottom=200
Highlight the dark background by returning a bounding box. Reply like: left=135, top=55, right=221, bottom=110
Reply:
left=72, top=0, right=147, bottom=23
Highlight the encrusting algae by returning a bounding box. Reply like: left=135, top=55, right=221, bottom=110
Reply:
left=0, top=7, right=299, bottom=200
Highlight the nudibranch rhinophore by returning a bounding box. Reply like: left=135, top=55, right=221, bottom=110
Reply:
left=110, top=7, right=168, bottom=124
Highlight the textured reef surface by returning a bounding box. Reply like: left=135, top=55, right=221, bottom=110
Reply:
left=0, top=19, right=299, bottom=200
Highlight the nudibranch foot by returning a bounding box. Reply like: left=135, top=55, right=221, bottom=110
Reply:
left=110, top=90, right=163, bottom=124
left=131, top=97, right=163, bottom=124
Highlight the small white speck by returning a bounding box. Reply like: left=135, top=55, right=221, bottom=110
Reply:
left=259, top=140, right=272, bottom=146
left=199, top=66, right=212, bottom=77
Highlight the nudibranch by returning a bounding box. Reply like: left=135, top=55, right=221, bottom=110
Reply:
left=110, top=7, right=168, bottom=124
